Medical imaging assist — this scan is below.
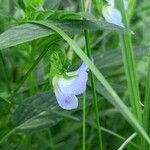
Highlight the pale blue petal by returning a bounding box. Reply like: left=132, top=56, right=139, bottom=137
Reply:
left=59, top=63, right=88, bottom=95
left=54, top=88, right=78, bottom=110
left=78, top=63, right=89, bottom=72
left=102, top=6, right=124, bottom=27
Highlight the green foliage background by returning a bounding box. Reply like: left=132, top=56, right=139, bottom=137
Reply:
left=0, top=0, right=150, bottom=149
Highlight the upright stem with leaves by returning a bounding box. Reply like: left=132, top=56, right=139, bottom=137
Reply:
left=81, top=0, right=103, bottom=149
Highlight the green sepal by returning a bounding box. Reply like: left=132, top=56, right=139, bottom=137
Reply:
left=49, top=49, right=70, bottom=81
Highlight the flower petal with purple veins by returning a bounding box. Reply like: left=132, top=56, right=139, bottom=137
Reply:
left=54, top=88, right=78, bottom=110
left=52, top=63, right=88, bottom=110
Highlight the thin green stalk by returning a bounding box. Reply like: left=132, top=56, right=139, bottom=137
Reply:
left=118, top=133, right=137, bottom=150
left=81, top=0, right=103, bottom=149
left=116, top=0, right=142, bottom=123
left=142, top=52, right=150, bottom=150
left=85, top=14, right=103, bottom=150
left=89, top=69, right=103, bottom=150
left=80, top=1, right=87, bottom=150
left=82, top=93, right=86, bottom=150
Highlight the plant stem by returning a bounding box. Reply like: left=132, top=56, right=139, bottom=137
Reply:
left=82, top=92, right=86, bottom=150
left=89, top=67, right=103, bottom=150
left=142, top=52, right=150, bottom=150
left=80, top=1, right=87, bottom=150
left=81, top=0, right=103, bottom=149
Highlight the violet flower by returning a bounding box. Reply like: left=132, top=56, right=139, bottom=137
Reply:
left=52, top=63, right=88, bottom=110
left=102, top=0, right=128, bottom=27
left=102, top=6, right=124, bottom=27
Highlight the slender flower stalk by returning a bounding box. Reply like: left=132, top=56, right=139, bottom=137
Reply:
left=81, top=0, right=103, bottom=149
left=142, top=52, right=150, bottom=150
left=82, top=92, right=86, bottom=150
left=80, top=0, right=87, bottom=149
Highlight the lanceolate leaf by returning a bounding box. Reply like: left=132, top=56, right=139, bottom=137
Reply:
left=0, top=20, right=128, bottom=50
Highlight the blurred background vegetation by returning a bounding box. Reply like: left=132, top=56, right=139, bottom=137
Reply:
left=0, top=0, right=150, bottom=149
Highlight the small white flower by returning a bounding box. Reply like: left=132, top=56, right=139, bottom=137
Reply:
left=102, top=6, right=124, bottom=27
left=52, top=63, right=88, bottom=110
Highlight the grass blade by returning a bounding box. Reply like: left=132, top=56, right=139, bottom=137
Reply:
left=118, top=133, right=137, bottom=150
left=143, top=52, right=150, bottom=150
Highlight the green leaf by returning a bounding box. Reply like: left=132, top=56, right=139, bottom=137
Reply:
left=0, top=23, right=52, bottom=50
left=118, top=133, right=137, bottom=150
left=10, top=91, right=137, bottom=149
left=0, top=20, right=128, bottom=50
left=12, top=90, right=93, bottom=128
